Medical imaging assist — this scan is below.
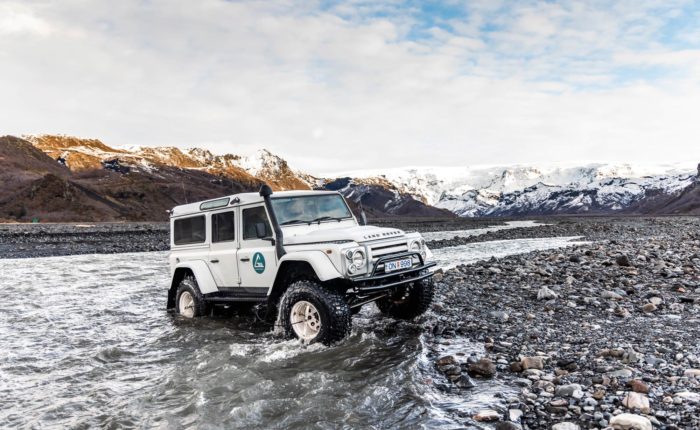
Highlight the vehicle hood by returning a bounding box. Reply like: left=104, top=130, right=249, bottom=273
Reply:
left=282, top=225, right=405, bottom=245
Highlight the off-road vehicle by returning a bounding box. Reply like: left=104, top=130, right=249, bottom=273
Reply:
left=167, top=185, right=436, bottom=344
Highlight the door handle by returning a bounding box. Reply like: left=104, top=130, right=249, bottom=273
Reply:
left=240, top=257, right=250, bottom=262
left=210, top=259, right=219, bottom=263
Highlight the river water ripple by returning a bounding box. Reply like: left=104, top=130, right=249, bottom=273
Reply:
left=0, top=235, right=583, bottom=429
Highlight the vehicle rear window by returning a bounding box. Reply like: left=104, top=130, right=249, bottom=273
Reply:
left=174, top=215, right=206, bottom=245
left=212, top=211, right=235, bottom=243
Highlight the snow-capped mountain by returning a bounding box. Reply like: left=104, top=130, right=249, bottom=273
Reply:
left=8, top=134, right=700, bottom=221
left=333, top=163, right=699, bottom=217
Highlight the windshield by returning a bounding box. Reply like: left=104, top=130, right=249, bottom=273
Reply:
left=271, top=194, right=353, bottom=225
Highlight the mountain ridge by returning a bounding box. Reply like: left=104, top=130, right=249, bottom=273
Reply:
left=2, top=134, right=699, bottom=221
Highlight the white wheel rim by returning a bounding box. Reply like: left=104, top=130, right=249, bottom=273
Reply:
left=290, top=301, right=321, bottom=341
left=179, top=291, right=195, bottom=318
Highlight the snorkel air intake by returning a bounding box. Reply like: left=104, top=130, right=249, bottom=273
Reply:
left=260, top=184, right=286, bottom=258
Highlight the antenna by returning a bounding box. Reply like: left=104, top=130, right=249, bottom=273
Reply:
left=181, top=181, right=188, bottom=204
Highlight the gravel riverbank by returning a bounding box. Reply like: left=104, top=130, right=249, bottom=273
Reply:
left=0, top=223, right=169, bottom=258
left=424, top=217, right=700, bottom=429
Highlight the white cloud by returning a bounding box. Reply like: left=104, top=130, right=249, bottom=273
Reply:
left=1, top=0, right=699, bottom=174
left=0, top=3, right=51, bottom=35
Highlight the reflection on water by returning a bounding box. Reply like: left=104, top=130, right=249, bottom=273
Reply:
left=0, top=235, right=584, bottom=429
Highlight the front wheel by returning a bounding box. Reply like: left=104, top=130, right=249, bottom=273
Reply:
left=278, top=281, right=351, bottom=345
left=376, top=277, right=434, bottom=320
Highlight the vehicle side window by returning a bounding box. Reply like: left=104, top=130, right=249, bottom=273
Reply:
left=212, top=211, right=235, bottom=243
left=242, top=206, right=272, bottom=240
left=174, top=215, right=206, bottom=245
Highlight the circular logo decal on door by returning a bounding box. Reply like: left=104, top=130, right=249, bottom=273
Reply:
left=252, top=252, right=266, bottom=274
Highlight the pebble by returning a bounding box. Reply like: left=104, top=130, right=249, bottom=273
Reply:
left=628, top=380, right=649, bottom=394
left=551, top=423, right=580, bottom=430
left=520, top=356, right=544, bottom=370
left=537, top=286, right=558, bottom=300
left=602, top=290, right=624, bottom=300
left=473, top=409, right=500, bottom=422
left=641, top=303, right=656, bottom=313
left=554, top=384, right=583, bottom=398
left=468, top=358, right=497, bottom=378
left=622, top=392, right=650, bottom=413
left=609, top=413, right=653, bottom=430
left=684, top=368, right=700, bottom=378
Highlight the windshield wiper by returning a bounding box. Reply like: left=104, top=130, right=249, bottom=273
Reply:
left=280, top=219, right=305, bottom=225
left=310, top=216, right=345, bottom=223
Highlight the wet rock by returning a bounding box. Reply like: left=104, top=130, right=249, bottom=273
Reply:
left=609, top=413, right=653, bottom=430
left=627, top=380, right=649, bottom=394
left=602, top=290, right=624, bottom=300
left=592, top=389, right=606, bottom=400
left=551, top=423, right=580, bottom=430
left=649, top=296, right=662, bottom=306
left=537, top=286, right=558, bottom=300
left=641, top=303, right=656, bottom=312
left=615, top=306, right=631, bottom=318
left=684, top=368, right=700, bottom=378
left=473, top=409, right=500, bottom=422
left=495, top=422, right=521, bottom=430
left=609, top=368, right=633, bottom=378
left=436, top=355, right=457, bottom=367
left=622, top=392, right=650, bottom=413
left=508, top=409, right=523, bottom=422
left=490, top=311, right=509, bottom=322
left=616, top=255, right=632, bottom=267
left=520, top=356, right=544, bottom=370
left=674, top=391, right=700, bottom=403
left=509, top=361, right=523, bottom=373
left=468, top=358, right=497, bottom=378
left=554, top=384, right=583, bottom=398
left=454, top=374, right=476, bottom=389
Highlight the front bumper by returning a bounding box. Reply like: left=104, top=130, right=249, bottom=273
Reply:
left=350, top=261, right=437, bottom=293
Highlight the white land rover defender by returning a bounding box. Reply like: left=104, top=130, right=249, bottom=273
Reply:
left=167, top=185, right=436, bottom=344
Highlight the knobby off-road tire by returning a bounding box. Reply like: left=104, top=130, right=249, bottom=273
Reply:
left=376, top=277, right=434, bottom=320
left=278, top=280, right=351, bottom=345
left=176, top=275, right=210, bottom=318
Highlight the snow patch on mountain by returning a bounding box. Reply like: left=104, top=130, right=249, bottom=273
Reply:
left=334, top=163, right=697, bottom=217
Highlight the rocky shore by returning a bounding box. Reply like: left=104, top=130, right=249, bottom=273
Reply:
left=0, top=223, right=169, bottom=258
left=425, top=217, right=700, bottom=429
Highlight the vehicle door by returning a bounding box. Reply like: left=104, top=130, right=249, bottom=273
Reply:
left=237, top=204, right=278, bottom=289
left=207, top=208, right=240, bottom=287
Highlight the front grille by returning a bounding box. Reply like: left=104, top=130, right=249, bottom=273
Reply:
left=370, top=241, right=408, bottom=257
left=367, top=239, right=418, bottom=275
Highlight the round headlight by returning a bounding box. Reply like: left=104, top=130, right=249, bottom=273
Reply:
left=410, top=240, right=422, bottom=252
left=348, top=264, right=357, bottom=274
left=352, top=249, right=366, bottom=268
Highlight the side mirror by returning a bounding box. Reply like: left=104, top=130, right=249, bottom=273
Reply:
left=255, top=222, right=269, bottom=239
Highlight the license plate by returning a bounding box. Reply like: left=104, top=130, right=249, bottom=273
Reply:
left=385, top=258, right=413, bottom=272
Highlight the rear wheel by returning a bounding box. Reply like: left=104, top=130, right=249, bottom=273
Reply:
left=278, top=281, right=351, bottom=345
left=176, top=276, right=210, bottom=318
left=376, top=277, right=434, bottom=320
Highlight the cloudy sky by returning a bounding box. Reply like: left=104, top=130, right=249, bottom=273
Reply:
left=2, top=0, right=700, bottom=173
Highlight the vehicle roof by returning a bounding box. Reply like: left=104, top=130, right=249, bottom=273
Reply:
left=170, top=190, right=341, bottom=217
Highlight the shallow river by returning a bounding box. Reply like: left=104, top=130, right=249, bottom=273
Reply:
left=0, top=234, right=584, bottom=429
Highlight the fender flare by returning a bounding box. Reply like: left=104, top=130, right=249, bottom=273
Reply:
left=278, top=251, right=343, bottom=282
left=171, top=260, right=219, bottom=294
